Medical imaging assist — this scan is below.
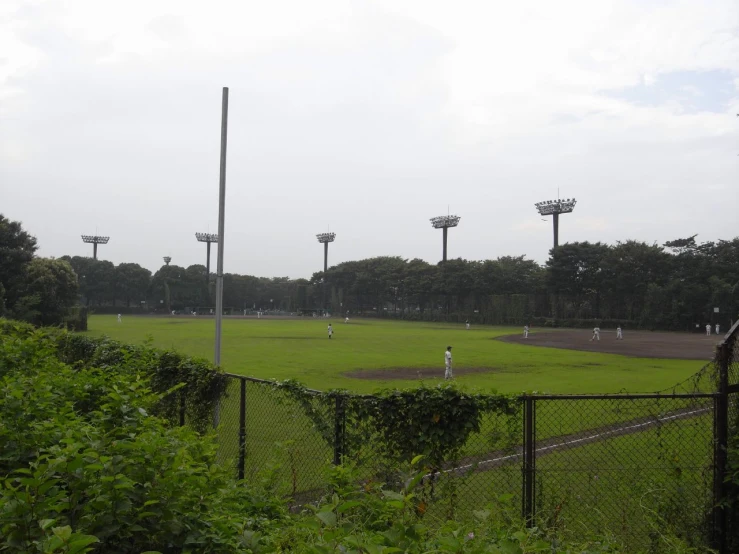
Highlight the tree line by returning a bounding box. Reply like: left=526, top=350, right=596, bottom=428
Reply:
left=2, top=213, right=737, bottom=330
left=0, top=215, right=79, bottom=326
left=318, top=238, right=739, bottom=330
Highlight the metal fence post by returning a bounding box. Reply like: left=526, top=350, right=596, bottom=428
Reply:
left=179, top=389, right=186, bottom=427
left=238, top=378, right=246, bottom=480
left=714, top=343, right=729, bottom=554
left=333, top=395, right=345, bottom=465
left=522, top=396, right=536, bottom=525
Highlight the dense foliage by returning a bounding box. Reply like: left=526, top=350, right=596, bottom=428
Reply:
left=0, top=319, right=228, bottom=432
left=0, top=324, right=285, bottom=553
left=0, top=320, right=718, bottom=553
left=0, top=214, right=80, bottom=327
left=275, top=381, right=519, bottom=471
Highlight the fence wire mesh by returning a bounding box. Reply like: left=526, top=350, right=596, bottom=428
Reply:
left=169, top=326, right=739, bottom=554
left=189, top=374, right=721, bottom=551
left=721, top=321, right=739, bottom=554
left=532, top=395, right=715, bottom=551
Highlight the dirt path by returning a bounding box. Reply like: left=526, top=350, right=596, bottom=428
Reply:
left=498, top=329, right=719, bottom=361
left=436, top=401, right=712, bottom=478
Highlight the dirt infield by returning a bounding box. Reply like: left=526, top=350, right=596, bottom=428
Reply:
left=345, top=366, right=500, bottom=380
left=498, top=329, right=719, bottom=361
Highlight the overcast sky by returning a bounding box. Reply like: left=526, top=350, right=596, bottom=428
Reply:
left=1, top=0, right=738, bottom=278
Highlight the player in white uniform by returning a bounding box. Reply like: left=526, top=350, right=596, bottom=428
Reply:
left=327, top=324, right=333, bottom=339
left=444, top=346, right=453, bottom=380
left=706, top=324, right=711, bottom=336
left=523, top=325, right=529, bottom=339
left=345, top=317, right=349, bottom=324
left=117, top=314, right=122, bottom=323
left=616, top=326, right=623, bottom=340
left=590, top=327, right=600, bottom=341
left=465, top=320, right=470, bottom=330
left=716, top=324, right=720, bottom=336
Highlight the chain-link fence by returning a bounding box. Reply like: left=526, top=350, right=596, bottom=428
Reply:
left=173, top=321, right=739, bottom=552
left=716, top=320, right=739, bottom=554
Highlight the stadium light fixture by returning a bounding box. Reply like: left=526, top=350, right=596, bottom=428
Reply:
left=316, top=231, right=337, bottom=314
left=429, top=215, right=461, bottom=262
left=163, top=256, right=172, bottom=266
left=195, top=232, right=219, bottom=284
left=534, top=198, right=577, bottom=249
left=81, top=235, right=110, bottom=260
left=316, top=232, right=336, bottom=272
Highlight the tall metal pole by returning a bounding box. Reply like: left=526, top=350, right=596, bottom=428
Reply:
left=442, top=227, right=448, bottom=262
left=323, top=242, right=328, bottom=314
left=214, top=87, right=228, bottom=366
left=93, top=243, right=98, bottom=260
left=552, top=212, right=560, bottom=249
left=206, top=241, right=211, bottom=284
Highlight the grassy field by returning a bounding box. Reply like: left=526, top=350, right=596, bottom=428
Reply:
left=88, top=315, right=703, bottom=394
left=87, top=315, right=715, bottom=550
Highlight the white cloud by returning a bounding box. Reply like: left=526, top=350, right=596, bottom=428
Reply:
left=0, top=0, right=737, bottom=276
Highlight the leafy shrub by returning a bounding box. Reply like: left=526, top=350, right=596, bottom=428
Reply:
left=0, top=329, right=284, bottom=553
left=0, top=319, right=228, bottom=432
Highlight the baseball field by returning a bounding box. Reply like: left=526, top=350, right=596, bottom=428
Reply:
left=88, top=315, right=717, bottom=393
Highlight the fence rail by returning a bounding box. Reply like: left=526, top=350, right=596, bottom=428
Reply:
left=176, top=321, right=739, bottom=553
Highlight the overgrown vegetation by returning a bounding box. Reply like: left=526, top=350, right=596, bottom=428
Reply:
left=0, top=320, right=721, bottom=552
left=0, top=324, right=284, bottom=553
left=0, top=214, right=80, bottom=328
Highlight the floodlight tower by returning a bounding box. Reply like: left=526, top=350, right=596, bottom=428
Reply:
left=316, top=232, right=336, bottom=273
left=316, top=232, right=336, bottom=314
left=429, top=215, right=461, bottom=262
left=534, top=198, right=577, bottom=249
left=163, top=256, right=172, bottom=266
left=195, top=233, right=219, bottom=284
left=81, top=235, right=109, bottom=260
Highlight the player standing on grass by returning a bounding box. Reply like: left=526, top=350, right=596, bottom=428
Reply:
left=524, top=324, right=529, bottom=339
left=465, top=320, right=470, bottom=330
left=616, top=326, right=623, bottom=340
left=590, top=326, right=600, bottom=341
left=328, top=323, right=333, bottom=339
left=444, top=346, right=453, bottom=380
left=117, top=313, right=122, bottom=323
left=706, top=324, right=711, bottom=336
left=716, top=323, right=720, bottom=335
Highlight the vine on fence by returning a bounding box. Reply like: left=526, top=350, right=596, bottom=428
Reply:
left=0, top=319, right=228, bottom=431
left=274, top=379, right=520, bottom=469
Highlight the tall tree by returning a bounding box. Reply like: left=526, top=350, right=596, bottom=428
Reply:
left=115, top=263, right=152, bottom=307
left=12, top=258, right=79, bottom=326
left=0, top=215, right=38, bottom=312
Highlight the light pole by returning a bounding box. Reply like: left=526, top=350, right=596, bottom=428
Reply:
left=316, top=232, right=336, bottom=313
left=81, top=235, right=110, bottom=260
left=535, top=198, right=577, bottom=249
left=163, top=256, right=172, bottom=266
left=195, top=233, right=219, bottom=284
left=429, top=215, right=461, bottom=262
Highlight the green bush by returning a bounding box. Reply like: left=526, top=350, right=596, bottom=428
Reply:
left=0, top=319, right=228, bottom=432
left=0, top=319, right=715, bottom=553
left=0, top=328, right=284, bottom=553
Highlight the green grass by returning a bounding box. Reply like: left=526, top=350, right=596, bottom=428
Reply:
left=432, top=412, right=714, bottom=552
left=88, top=315, right=703, bottom=394
left=87, top=315, right=714, bottom=550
